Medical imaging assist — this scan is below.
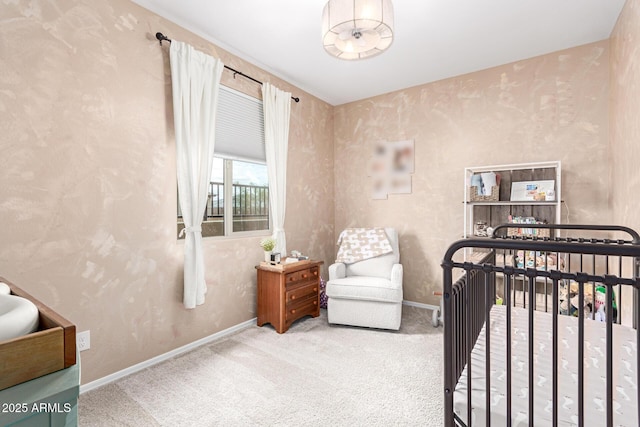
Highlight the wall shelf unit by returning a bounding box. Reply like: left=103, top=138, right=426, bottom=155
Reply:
left=463, top=161, right=562, bottom=238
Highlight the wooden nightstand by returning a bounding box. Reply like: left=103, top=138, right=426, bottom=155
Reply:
left=256, top=260, right=323, bottom=333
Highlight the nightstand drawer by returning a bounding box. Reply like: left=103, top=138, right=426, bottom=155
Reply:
left=286, top=282, right=318, bottom=304
left=285, top=266, right=319, bottom=286
left=285, top=297, right=318, bottom=322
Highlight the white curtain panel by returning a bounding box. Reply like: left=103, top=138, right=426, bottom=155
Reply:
left=169, top=41, right=224, bottom=309
left=262, top=83, right=292, bottom=256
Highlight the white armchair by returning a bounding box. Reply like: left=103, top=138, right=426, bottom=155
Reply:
left=326, top=227, right=403, bottom=330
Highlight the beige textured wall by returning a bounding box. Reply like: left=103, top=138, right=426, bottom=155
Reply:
left=334, top=41, right=611, bottom=305
left=610, top=0, right=640, bottom=324
left=611, top=0, right=640, bottom=230
left=0, top=0, right=334, bottom=384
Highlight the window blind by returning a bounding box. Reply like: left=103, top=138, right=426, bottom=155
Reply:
left=215, top=85, right=265, bottom=163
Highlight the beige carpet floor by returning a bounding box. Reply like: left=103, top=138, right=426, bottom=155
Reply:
left=78, top=306, right=444, bottom=427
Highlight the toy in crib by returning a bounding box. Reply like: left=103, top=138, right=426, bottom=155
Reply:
left=559, top=282, right=593, bottom=317
left=558, top=282, right=617, bottom=321
left=592, top=285, right=617, bottom=322
left=593, top=288, right=606, bottom=322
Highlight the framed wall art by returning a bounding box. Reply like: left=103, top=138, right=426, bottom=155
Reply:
left=368, top=139, right=415, bottom=199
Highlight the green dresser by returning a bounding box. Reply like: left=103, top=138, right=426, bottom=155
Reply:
left=0, top=353, right=79, bottom=427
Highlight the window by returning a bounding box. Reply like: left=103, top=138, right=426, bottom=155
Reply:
left=178, top=86, right=269, bottom=238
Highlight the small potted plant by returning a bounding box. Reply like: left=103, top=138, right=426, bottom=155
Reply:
left=260, top=237, right=276, bottom=262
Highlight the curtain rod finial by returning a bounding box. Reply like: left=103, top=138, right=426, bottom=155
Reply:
left=156, top=32, right=170, bottom=45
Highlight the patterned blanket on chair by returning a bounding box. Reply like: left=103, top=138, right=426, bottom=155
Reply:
left=336, top=228, right=393, bottom=264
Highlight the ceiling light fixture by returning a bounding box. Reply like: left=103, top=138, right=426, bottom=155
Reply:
left=322, top=0, right=394, bottom=60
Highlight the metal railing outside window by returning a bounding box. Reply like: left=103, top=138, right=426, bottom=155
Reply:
left=178, top=181, right=269, bottom=223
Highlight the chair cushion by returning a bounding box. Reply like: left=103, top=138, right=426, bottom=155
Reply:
left=346, top=252, right=396, bottom=279
left=326, top=276, right=402, bottom=303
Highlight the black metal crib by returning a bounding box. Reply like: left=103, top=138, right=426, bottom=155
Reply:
left=441, top=224, right=640, bottom=427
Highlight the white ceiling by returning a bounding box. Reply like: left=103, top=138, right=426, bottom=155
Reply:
left=132, top=0, right=626, bottom=106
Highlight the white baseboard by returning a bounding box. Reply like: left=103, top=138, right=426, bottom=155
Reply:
left=79, top=317, right=256, bottom=394
left=402, top=300, right=439, bottom=311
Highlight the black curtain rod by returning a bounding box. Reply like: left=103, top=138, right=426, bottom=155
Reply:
left=155, top=32, right=300, bottom=103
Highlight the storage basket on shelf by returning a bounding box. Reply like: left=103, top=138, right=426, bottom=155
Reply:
left=469, top=185, right=499, bottom=202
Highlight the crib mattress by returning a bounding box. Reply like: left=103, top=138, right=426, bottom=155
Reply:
left=454, top=305, right=638, bottom=427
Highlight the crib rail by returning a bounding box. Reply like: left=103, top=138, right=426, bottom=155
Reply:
left=445, top=251, right=496, bottom=427
left=448, top=251, right=496, bottom=384
left=442, top=224, right=640, bottom=427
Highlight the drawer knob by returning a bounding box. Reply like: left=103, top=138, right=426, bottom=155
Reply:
left=290, top=309, right=296, bottom=314
left=313, top=301, right=317, bottom=305
left=313, top=287, right=317, bottom=292
left=290, top=295, right=296, bottom=300
left=313, top=271, right=318, bottom=276
left=302, top=274, right=308, bottom=278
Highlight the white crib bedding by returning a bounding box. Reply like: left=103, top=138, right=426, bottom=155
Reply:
left=454, top=305, right=638, bottom=427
